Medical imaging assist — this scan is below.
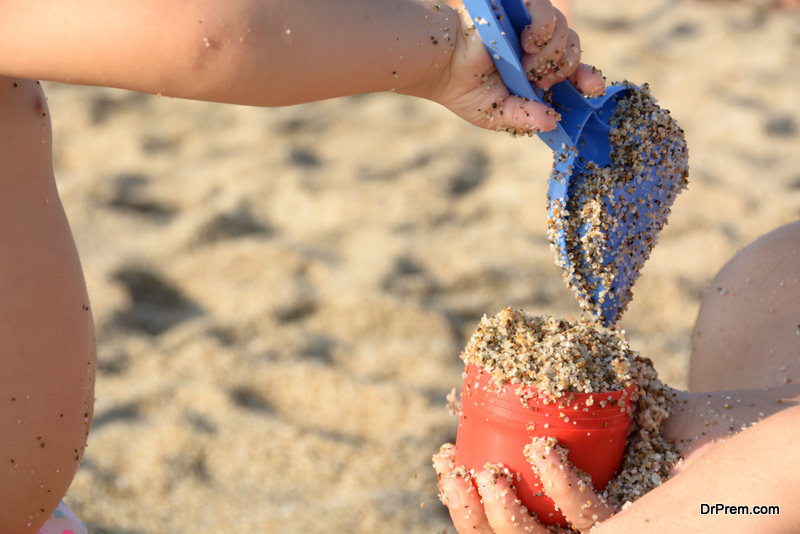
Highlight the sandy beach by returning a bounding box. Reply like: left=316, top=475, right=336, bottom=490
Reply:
left=42, top=1, right=800, bottom=532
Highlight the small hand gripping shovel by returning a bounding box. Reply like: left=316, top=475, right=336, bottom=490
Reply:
left=462, top=0, right=689, bottom=326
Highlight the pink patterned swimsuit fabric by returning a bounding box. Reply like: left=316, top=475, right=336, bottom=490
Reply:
left=37, top=500, right=88, bottom=534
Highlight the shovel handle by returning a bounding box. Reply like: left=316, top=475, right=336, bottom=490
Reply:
left=462, top=0, right=536, bottom=101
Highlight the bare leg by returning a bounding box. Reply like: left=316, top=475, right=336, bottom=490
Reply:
left=689, top=221, right=800, bottom=391
left=0, top=77, right=96, bottom=533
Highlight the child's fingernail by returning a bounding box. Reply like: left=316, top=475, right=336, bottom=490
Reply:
left=441, top=484, right=461, bottom=508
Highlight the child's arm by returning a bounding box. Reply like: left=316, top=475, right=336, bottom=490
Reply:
left=0, top=0, right=604, bottom=134
left=0, top=0, right=450, bottom=104
left=596, top=403, right=800, bottom=534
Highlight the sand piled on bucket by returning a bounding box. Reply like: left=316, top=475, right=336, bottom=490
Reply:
left=461, top=308, right=680, bottom=507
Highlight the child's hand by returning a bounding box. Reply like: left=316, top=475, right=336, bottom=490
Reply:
left=433, top=387, right=796, bottom=533
left=403, top=1, right=605, bottom=136
left=433, top=441, right=616, bottom=533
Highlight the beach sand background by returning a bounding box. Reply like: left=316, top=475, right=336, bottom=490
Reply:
left=43, top=1, right=799, bottom=532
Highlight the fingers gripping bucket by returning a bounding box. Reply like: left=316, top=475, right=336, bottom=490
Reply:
left=455, top=364, right=635, bottom=526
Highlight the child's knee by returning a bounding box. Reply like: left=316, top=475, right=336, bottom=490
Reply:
left=689, top=221, right=800, bottom=391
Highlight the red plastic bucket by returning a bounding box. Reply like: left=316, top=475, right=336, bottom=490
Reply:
left=455, top=364, right=635, bottom=526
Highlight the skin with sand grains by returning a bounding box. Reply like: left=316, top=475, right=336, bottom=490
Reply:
left=0, top=78, right=95, bottom=534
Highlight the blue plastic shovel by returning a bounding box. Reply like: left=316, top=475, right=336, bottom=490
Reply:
left=462, top=0, right=688, bottom=326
